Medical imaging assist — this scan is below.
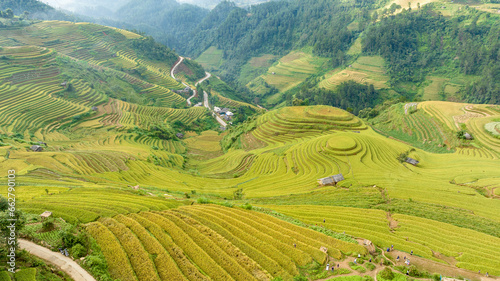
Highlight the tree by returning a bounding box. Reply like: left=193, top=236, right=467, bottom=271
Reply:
left=233, top=188, right=244, bottom=200
left=379, top=267, right=394, bottom=280
left=0, top=197, right=8, bottom=212
left=4, top=9, right=13, bottom=19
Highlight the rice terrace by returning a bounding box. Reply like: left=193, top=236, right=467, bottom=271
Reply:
left=0, top=0, right=499, bottom=280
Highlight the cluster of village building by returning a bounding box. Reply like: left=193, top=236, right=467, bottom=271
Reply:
left=214, top=107, right=234, bottom=121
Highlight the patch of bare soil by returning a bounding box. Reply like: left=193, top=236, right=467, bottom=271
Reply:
left=387, top=250, right=498, bottom=281
left=387, top=212, right=399, bottom=232
left=453, top=105, right=488, bottom=129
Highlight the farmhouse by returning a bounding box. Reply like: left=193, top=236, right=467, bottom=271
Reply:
left=317, top=173, right=344, bottom=186
left=405, top=157, right=419, bottom=166
left=60, top=82, right=67, bottom=87
left=176, top=133, right=184, bottom=139
left=214, top=106, right=221, bottom=113
left=30, top=145, right=43, bottom=152
left=463, top=132, right=472, bottom=140
left=226, top=111, right=234, bottom=117
left=219, top=108, right=231, bottom=115
left=176, top=86, right=191, bottom=94
left=91, top=106, right=98, bottom=111
left=40, top=211, right=52, bottom=221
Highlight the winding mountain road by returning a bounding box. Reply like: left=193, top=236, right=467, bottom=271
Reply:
left=171, top=56, right=198, bottom=106
left=172, top=57, right=226, bottom=127
left=19, top=239, right=96, bottom=281
left=203, top=90, right=227, bottom=127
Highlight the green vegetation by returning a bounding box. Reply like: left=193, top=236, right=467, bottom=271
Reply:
left=1, top=3, right=500, bottom=278
left=362, top=6, right=500, bottom=103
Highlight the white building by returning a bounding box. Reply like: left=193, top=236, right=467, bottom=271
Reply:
left=214, top=107, right=221, bottom=113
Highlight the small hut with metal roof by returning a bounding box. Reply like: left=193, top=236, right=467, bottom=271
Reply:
left=317, top=173, right=344, bottom=186
left=30, top=145, right=43, bottom=152
left=405, top=157, right=419, bottom=166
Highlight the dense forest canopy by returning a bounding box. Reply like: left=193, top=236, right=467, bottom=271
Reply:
left=362, top=5, right=500, bottom=103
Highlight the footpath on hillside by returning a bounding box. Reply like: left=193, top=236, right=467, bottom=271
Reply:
left=317, top=238, right=499, bottom=281
left=19, top=239, right=96, bottom=281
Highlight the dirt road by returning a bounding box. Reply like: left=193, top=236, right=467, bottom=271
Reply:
left=19, top=239, right=96, bottom=281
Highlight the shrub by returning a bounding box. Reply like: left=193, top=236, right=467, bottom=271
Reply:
left=197, top=197, right=211, bottom=204
left=0, top=196, right=8, bottom=211
left=408, top=265, right=420, bottom=276
left=220, top=201, right=234, bottom=208
left=366, top=262, right=376, bottom=271
left=241, top=203, right=253, bottom=210
left=380, top=267, right=394, bottom=280
left=71, top=243, right=86, bottom=258
left=363, top=276, right=374, bottom=281
left=41, top=218, right=55, bottom=232
left=233, top=188, right=244, bottom=200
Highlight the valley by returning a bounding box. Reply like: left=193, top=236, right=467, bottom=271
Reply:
left=0, top=0, right=498, bottom=280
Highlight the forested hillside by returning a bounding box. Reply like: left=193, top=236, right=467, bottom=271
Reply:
left=103, top=0, right=499, bottom=110
left=362, top=6, right=500, bottom=104
left=0, top=0, right=75, bottom=20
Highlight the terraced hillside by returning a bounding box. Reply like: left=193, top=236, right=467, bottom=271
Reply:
left=246, top=50, right=328, bottom=104
left=86, top=205, right=366, bottom=281
left=1, top=19, right=500, bottom=281
left=319, top=56, right=389, bottom=90
left=268, top=205, right=500, bottom=274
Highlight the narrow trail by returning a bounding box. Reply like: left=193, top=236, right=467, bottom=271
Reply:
left=315, top=239, right=498, bottom=281
left=19, top=239, right=96, bottom=281
left=190, top=72, right=211, bottom=106
left=386, top=250, right=499, bottom=281
left=170, top=56, right=184, bottom=81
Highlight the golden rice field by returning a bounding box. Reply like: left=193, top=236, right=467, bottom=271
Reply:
left=267, top=205, right=500, bottom=275
left=1, top=20, right=500, bottom=281
left=86, top=205, right=366, bottom=281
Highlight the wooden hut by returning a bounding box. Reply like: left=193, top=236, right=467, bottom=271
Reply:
left=40, top=211, right=52, bottom=221
left=317, top=173, right=344, bottom=186
left=405, top=157, right=419, bottom=166
left=30, top=145, right=43, bottom=152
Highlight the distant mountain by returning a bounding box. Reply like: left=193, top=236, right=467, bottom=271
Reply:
left=42, top=0, right=129, bottom=13
left=0, top=0, right=76, bottom=21
left=177, top=0, right=274, bottom=9
left=112, top=0, right=209, bottom=50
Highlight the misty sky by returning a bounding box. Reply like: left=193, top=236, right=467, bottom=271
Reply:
left=40, top=0, right=266, bottom=12
left=40, top=0, right=130, bottom=12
